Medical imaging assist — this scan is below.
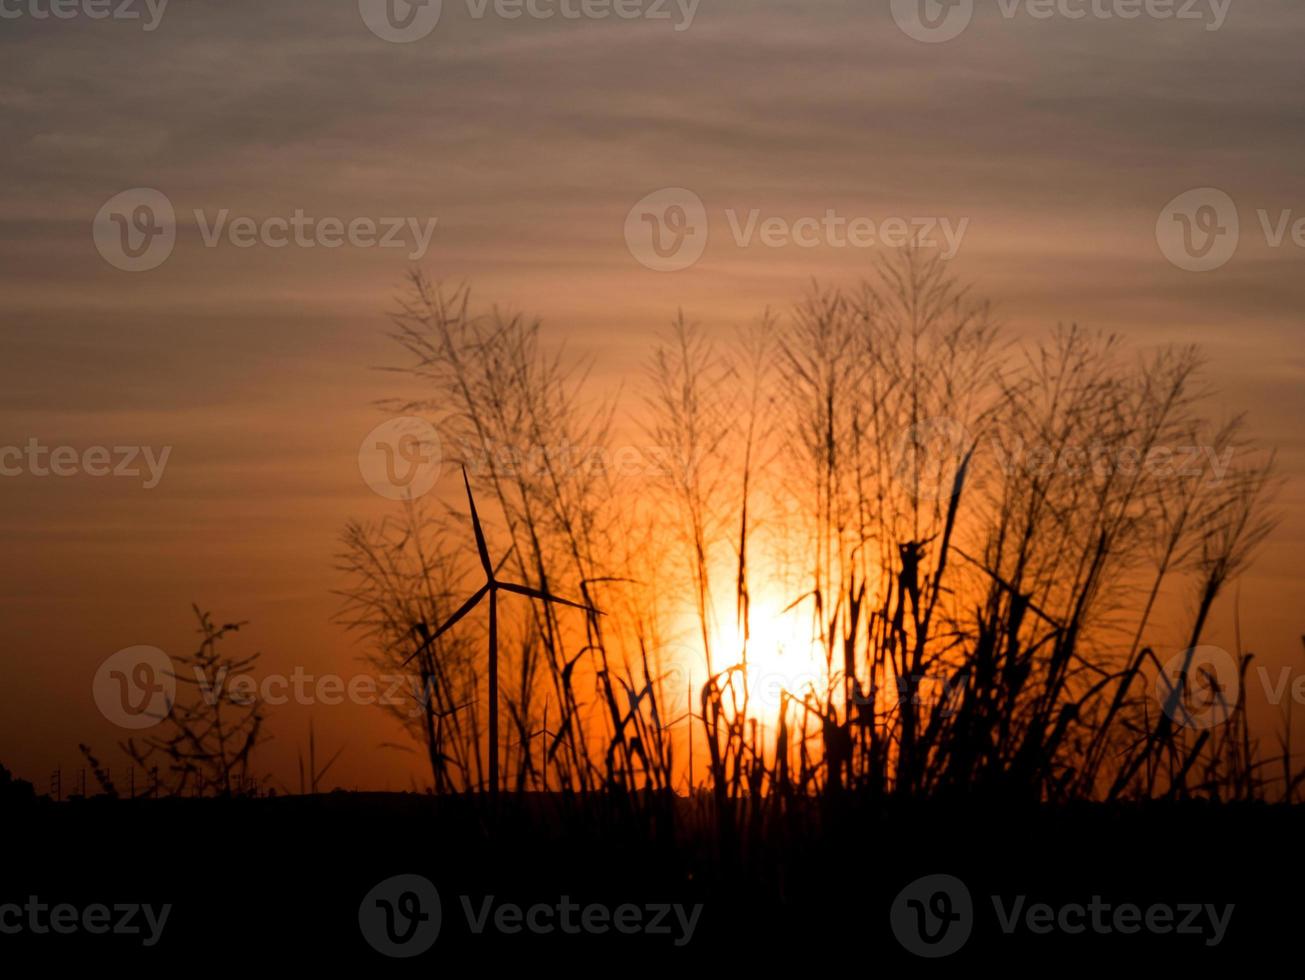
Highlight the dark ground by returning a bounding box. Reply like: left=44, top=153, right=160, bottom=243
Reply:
left=2, top=792, right=1296, bottom=968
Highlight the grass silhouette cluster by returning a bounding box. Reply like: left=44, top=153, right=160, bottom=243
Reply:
left=333, top=250, right=1285, bottom=845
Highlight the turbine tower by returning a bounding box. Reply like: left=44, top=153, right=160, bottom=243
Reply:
left=404, top=467, right=599, bottom=797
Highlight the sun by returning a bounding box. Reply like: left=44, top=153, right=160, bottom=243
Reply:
left=690, top=584, right=831, bottom=726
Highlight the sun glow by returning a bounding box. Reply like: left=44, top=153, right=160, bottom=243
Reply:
left=666, top=578, right=833, bottom=734
left=714, top=591, right=830, bottom=716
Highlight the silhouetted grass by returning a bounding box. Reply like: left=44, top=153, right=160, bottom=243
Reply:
left=330, top=250, right=1284, bottom=846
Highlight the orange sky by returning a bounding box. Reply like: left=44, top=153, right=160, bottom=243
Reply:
left=1, top=2, right=1302, bottom=791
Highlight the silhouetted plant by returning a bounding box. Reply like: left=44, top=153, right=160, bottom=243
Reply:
left=120, top=606, right=267, bottom=798
left=339, top=250, right=1284, bottom=824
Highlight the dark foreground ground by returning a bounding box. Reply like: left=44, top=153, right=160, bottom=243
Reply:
left=3, top=792, right=1296, bottom=968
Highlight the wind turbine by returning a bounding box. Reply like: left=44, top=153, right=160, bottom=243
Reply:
left=403, top=467, right=599, bottom=797
left=657, top=670, right=704, bottom=795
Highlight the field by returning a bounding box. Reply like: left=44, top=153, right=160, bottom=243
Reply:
left=5, top=789, right=1298, bottom=965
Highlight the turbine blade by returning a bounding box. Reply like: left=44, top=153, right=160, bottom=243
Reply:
left=402, top=584, right=490, bottom=666
left=493, top=544, right=516, bottom=579
left=462, top=466, right=494, bottom=578
left=497, top=580, right=601, bottom=615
